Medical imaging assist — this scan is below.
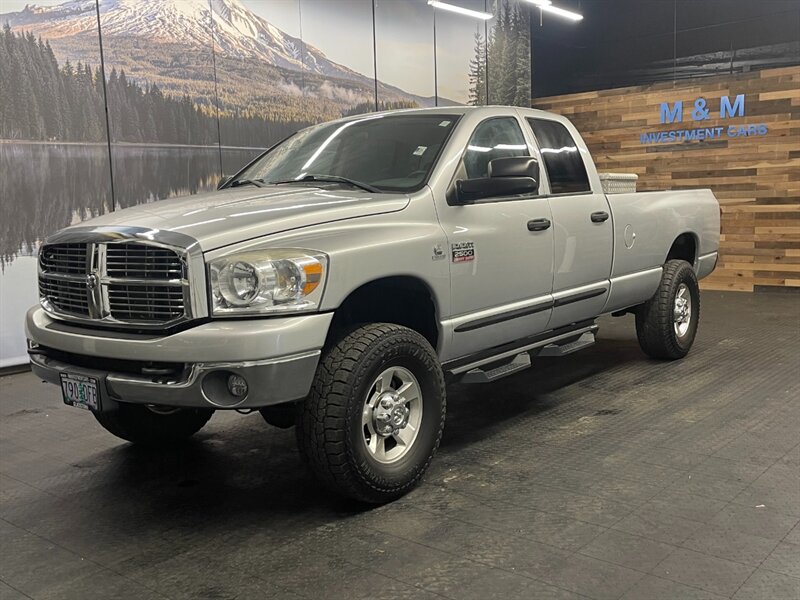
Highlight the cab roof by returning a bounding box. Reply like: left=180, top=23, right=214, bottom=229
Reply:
left=334, top=105, right=567, bottom=125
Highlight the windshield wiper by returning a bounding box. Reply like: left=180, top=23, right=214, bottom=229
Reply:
left=270, top=174, right=381, bottom=193
left=229, top=178, right=265, bottom=188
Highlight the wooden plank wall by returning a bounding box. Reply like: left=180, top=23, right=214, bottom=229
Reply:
left=532, top=66, right=800, bottom=292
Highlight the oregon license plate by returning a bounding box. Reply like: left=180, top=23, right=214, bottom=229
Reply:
left=60, top=373, right=100, bottom=411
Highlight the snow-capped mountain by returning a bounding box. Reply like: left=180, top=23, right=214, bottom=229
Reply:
left=2, top=0, right=368, bottom=84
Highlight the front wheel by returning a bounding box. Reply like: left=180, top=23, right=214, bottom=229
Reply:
left=296, top=323, right=446, bottom=504
left=635, top=259, right=700, bottom=360
left=94, top=403, right=213, bottom=446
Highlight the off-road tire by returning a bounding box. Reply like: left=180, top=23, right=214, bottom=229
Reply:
left=94, top=404, right=213, bottom=445
left=296, top=323, right=446, bottom=504
left=636, top=259, right=700, bottom=360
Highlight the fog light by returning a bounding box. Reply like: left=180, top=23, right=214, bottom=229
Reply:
left=227, top=374, right=248, bottom=398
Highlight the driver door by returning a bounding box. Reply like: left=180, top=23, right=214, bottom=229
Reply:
left=438, top=116, right=555, bottom=360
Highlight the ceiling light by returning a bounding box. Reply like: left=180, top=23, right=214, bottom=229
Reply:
left=524, top=0, right=583, bottom=21
left=428, top=0, right=494, bottom=20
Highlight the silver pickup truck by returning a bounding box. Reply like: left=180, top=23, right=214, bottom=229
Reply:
left=27, top=106, right=719, bottom=503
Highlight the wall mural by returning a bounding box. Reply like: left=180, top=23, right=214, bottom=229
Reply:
left=0, top=12, right=112, bottom=367
left=0, top=0, right=532, bottom=366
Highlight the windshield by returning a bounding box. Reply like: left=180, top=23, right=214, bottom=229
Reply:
left=234, top=113, right=460, bottom=192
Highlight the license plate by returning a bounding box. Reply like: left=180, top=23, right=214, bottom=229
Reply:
left=60, top=373, right=100, bottom=411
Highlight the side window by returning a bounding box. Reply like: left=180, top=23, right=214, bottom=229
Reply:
left=462, top=117, right=529, bottom=180
left=526, top=118, right=590, bottom=194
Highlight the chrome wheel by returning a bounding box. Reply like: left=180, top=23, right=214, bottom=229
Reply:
left=673, top=283, right=692, bottom=338
left=362, top=366, right=423, bottom=464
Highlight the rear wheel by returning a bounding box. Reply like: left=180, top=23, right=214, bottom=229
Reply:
left=635, top=259, right=700, bottom=360
left=296, top=323, right=446, bottom=504
left=94, top=403, right=213, bottom=446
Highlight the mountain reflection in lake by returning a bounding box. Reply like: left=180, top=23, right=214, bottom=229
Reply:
left=0, top=144, right=260, bottom=267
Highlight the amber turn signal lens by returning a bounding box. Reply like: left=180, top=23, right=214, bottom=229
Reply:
left=302, top=261, right=323, bottom=295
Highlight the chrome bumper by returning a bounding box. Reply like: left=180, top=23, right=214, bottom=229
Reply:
left=29, top=349, right=320, bottom=410
left=26, top=306, right=332, bottom=409
left=696, top=251, right=719, bottom=280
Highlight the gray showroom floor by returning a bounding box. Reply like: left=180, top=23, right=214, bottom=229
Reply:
left=1, top=290, right=799, bottom=600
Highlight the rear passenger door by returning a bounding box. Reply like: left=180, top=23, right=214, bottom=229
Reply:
left=525, top=117, right=613, bottom=329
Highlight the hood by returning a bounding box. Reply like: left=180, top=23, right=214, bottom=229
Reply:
left=80, top=185, right=410, bottom=250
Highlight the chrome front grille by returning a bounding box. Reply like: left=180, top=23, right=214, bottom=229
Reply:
left=106, top=243, right=183, bottom=280
left=40, top=243, right=88, bottom=275
left=107, top=283, right=185, bottom=321
left=38, top=276, right=91, bottom=316
left=39, top=238, right=194, bottom=328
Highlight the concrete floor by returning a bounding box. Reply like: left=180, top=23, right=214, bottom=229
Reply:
left=1, top=290, right=799, bottom=600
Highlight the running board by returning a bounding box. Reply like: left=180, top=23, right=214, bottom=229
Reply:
left=537, top=331, right=596, bottom=357
left=446, top=322, right=599, bottom=376
left=460, top=352, right=531, bottom=384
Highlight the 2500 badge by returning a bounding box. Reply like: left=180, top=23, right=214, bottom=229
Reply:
left=451, top=241, right=475, bottom=263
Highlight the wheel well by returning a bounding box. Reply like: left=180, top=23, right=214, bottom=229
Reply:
left=328, top=277, right=439, bottom=350
left=666, top=233, right=697, bottom=266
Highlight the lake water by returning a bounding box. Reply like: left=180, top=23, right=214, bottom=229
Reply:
left=0, top=143, right=261, bottom=265
left=0, top=143, right=260, bottom=365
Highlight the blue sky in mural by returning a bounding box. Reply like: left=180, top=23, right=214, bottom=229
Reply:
left=246, top=0, right=482, bottom=104
left=433, top=0, right=488, bottom=102
left=253, top=0, right=373, bottom=76
left=2, top=0, right=481, bottom=103
left=3, top=0, right=61, bottom=9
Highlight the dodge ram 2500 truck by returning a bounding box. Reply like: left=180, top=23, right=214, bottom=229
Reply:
left=27, top=106, right=720, bottom=503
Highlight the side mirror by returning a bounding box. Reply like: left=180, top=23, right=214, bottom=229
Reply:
left=455, top=156, right=539, bottom=204
left=489, top=156, right=540, bottom=181
left=217, top=175, right=232, bottom=190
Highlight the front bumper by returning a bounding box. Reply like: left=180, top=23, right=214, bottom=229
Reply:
left=26, top=307, right=333, bottom=409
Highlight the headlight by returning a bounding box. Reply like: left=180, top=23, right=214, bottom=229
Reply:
left=209, top=249, right=327, bottom=315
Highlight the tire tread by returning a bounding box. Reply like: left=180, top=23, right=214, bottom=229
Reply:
left=635, top=259, right=700, bottom=360
left=296, top=323, right=446, bottom=503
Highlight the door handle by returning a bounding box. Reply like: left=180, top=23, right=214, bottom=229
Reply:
left=527, top=218, right=551, bottom=232
left=591, top=211, right=610, bottom=223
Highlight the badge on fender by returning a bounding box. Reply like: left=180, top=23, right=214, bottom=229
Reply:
left=451, top=241, right=475, bottom=263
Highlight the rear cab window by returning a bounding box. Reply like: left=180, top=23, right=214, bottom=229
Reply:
left=526, top=118, right=591, bottom=195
